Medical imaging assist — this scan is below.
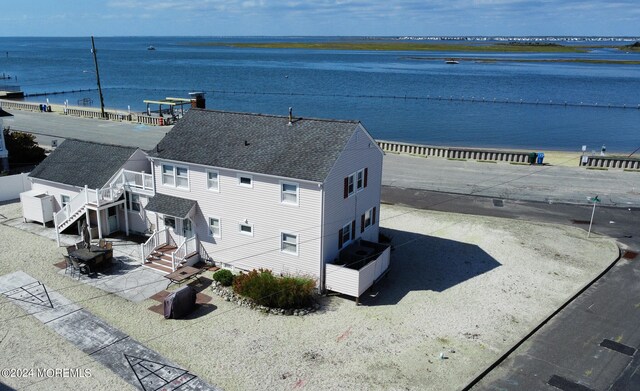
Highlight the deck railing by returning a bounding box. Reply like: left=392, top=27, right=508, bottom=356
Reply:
left=0, top=100, right=41, bottom=112
left=53, top=186, right=89, bottom=233
left=171, top=236, right=198, bottom=271
left=140, top=228, right=170, bottom=264
left=121, top=170, right=154, bottom=195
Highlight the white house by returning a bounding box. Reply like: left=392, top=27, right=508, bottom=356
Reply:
left=24, top=139, right=154, bottom=244
left=142, top=108, right=387, bottom=292
left=21, top=108, right=389, bottom=297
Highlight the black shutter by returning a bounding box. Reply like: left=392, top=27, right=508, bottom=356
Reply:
left=372, top=207, right=376, bottom=225
left=361, top=214, right=365, bottom=233
left=343, top=177, right=349, bottom=199
left=338, top=228, right=343, bottom=249
left=364, top=168, right=368, bottom=188
left=351, top=220, right=356, bottom=239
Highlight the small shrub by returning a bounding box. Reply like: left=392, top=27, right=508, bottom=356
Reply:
left=212, top=269, right=234, bottom=286
left=232, top=269, right=315, bottom=309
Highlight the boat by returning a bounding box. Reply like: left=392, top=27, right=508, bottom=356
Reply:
left=445, top=59, right=459, bottom=64
left=147, top=46, right=156, bottom=51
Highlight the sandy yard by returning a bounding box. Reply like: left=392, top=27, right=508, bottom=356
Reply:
left=0, top=201, right=618, bottom=391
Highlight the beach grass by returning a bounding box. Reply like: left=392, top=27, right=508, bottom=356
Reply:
left=188, top=41, right=589, bottom=53
left=404, top=56, right=640, bottom=65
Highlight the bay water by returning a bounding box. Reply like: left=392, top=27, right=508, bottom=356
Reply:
left=1, top=36, right=639, bottom=152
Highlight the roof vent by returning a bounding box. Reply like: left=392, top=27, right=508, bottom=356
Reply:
left=244, top=140, right=250, bottom=146
left=288, top=107, right=293, bottom=126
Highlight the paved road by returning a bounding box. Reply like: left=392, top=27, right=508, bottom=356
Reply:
left=382, top=186, right=640, bottom=391
left=4, top=110, right=169, bottom=150
left=383, top=153, right=640, bottom=207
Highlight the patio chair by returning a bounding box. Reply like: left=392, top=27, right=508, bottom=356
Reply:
left=98, top=239, right=106, bottom=248
left=69, top=256, right=90, bottom=279
left=75, top=241, right=86, bottom=249
left=66, top=245, right=77, bottom=256
left=63, top=255, right=76, bottom=277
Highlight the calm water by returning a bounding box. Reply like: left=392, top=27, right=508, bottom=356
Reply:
left=1, top=36, right=639, bottom=152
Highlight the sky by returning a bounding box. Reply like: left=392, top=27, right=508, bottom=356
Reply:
left=0, top=0, right=638, bottom=37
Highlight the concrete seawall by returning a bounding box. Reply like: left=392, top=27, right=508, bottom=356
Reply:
left=377, top=140, right=640, bottom=170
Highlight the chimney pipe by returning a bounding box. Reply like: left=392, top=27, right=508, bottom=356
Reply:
left=288, top=107, right=293, bottom=125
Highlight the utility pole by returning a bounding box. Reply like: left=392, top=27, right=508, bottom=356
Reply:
left=91, top=36, right=106, bottom=119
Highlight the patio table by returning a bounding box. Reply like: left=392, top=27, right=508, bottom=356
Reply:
left=69, top=246, right=112, bottom=274
left=164, top=266, right=202, bottom=288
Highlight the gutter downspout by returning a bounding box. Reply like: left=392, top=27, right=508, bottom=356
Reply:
left=319, top=182, right=326, bottom=294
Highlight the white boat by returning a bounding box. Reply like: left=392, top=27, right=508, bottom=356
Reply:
left=445, top=59, right=459, bottom=64
left=147, top=46, right=156, bottom=51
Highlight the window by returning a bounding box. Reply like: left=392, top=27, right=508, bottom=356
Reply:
left=161, top=164, right=174, bottom=186
left=207, top=170, right=219, bottom=191
left=356, top=169, right=364, bottom=190
left=209, top=217, right=220, bottom=238
left=238, top=174, right=253, bottom=188
left=161, top=163, right=189, bottom=189
left=342, top=222, right=351, bottom=245
left=164, top=216, right=176, bottom=229
left=339, top=220, right=355, bottom=249
left=281, top=232, right=298, bottom=255
left=176, top=167, right=189, bottom=188
left=361, top=207, right=376, bottom=232
left=128, top=193, right=141, bottom=212
left=281, top=182, right=298, bottom=205
left=348, top=174, right=355, bottom=195
left=61, top=194, right=70, bottom=208
left=239, top=222, right=253, bottom=236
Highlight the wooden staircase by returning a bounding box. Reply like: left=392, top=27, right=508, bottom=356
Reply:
left=144, top=244, right=177, bottom=274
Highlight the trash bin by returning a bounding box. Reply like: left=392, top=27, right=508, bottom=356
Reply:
left=39, top=104, right=45, bottom=112
left=528, top=152, right=537, bottom=165
left=537, top=152, right=545, bottom=165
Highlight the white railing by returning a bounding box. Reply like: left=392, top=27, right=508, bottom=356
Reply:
left=121, top=170, right=154, bottom=195
left=140, top=228, right=170, bottom=264
left=53, top=187, right=89, bottom=229
left=171, top=236, right=198, bottom=271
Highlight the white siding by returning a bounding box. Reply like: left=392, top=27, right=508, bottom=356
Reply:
left=122, top=149, right=151, bottom=173
left=322, top=124, right=383, bottom=266
left=30, top=179, right=82, bottom=212
left=151, top=159, right=323, bottom=278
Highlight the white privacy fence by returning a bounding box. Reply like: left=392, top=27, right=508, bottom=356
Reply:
left=0, top=173, right=31, bottom=202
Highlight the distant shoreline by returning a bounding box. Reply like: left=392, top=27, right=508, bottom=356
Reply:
left=186, top=41, right=640, bottom=54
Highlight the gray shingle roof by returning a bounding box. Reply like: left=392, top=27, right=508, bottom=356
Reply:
left=144, top=193, right=196, bottom=218
left=148, top=109, right=361, bottom=182
left=29, top=139, right=137, bottom=189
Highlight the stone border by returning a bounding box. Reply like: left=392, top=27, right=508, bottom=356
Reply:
left=210, top=280, right=320, bottom=316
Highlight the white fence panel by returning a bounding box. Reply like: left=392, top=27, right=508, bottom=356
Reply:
left=0, top=173, right=31, bottom=201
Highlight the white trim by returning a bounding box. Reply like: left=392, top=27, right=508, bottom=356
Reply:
left=237, top=173, right=253, bottom=188
left=280, top=231, right=299, bottom=256
left=356, top=168, right=364, bottom=191
left=206, top=169, right=220, bottom=192
left=363, top=207, right=373, bottom=229
left=280, top=180, right=299, bottom=206
left=148, top=156, right=322, bottom=185
left=239, top=222, right=254, bottom=236
left=208, top=216, right=221, bottom=238
left=347, top=173, right=355, bottom=197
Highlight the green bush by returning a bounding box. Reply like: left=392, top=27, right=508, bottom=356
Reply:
left=232, top=269, right=315, bottom=309
left=212, top=269, right=234, bottom=286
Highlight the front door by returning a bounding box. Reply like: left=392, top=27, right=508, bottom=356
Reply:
left=107, top=207, right=118, bottom=234
left=182, top=218, right=194, bottom=239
